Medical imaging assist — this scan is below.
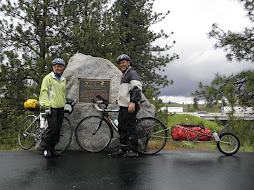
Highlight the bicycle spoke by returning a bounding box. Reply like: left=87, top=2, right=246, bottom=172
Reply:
left=75, top=116, right=113, bottom=153
left=137, top=117, right=167, bottom=155
left=18, top=115, right=38, bottom=150
left=217, top=132, right=240, bottom=156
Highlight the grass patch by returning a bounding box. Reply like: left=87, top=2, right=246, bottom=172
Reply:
left=0, top=144, right=22, bottom=151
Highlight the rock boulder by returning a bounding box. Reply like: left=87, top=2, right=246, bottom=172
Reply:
left=62, top=53, right=155, bottom=151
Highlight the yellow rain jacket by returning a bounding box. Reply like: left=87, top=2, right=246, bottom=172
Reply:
left=39, top=72, right=66, bottom=109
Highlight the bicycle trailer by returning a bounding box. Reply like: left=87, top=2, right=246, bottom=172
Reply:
left=171, top=124, right=211, bottom=141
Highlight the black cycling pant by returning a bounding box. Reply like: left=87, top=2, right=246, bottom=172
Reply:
left=118, top=106, right=139, bottom=149
left=44, top=107, right=64, bottom=149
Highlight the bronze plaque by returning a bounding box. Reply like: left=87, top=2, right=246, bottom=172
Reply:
left=78, top=79, right=111, bottom=104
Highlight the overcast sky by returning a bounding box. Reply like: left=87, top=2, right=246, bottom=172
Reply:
left=151, top=0, right=254, bottom=104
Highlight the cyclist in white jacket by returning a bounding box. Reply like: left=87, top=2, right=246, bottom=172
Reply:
left=113, top=54, right=142, bottom=158
left=39, top=58, right=66, bottom=158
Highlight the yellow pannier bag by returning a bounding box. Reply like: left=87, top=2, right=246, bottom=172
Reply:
left=24, top=99, right=40, bottom=111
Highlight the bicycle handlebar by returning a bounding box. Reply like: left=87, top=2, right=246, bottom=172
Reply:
left=92, top=96, right=119, bottom=113
left=94, top=101, right=104, bottom=112
left=35, top=99, right=76, bottom=115
left=93, top=101, right=119, bottom=113
left=36, top=102, right=42, bottom=107
left=92, top=95, right=146, bottom=113
left=96, top=95, right=109, bottom=105
left=66, top=99, right=76, bottom=115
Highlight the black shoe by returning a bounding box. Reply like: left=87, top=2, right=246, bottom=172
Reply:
left=44, top=150, right=52, bottom=158
left=51, top=149, right=61, bottom=157
left=124, top=151, right=138, bottom=158
left=112, top=149, right=126, bottom=157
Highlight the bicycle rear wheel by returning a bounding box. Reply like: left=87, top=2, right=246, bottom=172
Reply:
left=18, top=115, right=38, bottom=150
left=137, top=117, right=168, bottom=155
left=217, top=132, right=240, bottom=156
left=55, top=117, right=72, bottom=154
left=75, top=116, right=113, bottom=153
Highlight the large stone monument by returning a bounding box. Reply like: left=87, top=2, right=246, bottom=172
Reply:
left=62, top=53, right=155, bottom=151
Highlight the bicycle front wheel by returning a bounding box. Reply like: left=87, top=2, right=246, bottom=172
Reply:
left=75, top=116, right=113, bottom=153
left=137, top=117, right=168, bottom=155
left=217, top=132, right=240, bottom=156
left=55, top=117, right=73, bottom=154
left=18, top=115, right=38, bottom=150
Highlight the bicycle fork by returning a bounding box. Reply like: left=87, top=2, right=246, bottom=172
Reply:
left=93, top=119, right=103, bottom=135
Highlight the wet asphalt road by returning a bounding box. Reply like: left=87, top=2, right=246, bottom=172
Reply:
left=0, top=150, right=253, bottom=190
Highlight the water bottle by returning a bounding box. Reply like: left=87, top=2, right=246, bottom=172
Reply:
left=113, top=119, right=118, bottom=126
left=212, top=131, right=220, bottom=141
left=40, top=115, right=46, bottom=129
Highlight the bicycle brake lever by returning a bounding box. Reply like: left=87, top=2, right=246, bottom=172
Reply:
left=91, top=99, right=96, bottom=103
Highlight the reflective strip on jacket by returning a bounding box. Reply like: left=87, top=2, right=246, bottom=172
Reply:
left=118, top=67, right=142, bottom=107
left=39, top=72, right=66, bottom=109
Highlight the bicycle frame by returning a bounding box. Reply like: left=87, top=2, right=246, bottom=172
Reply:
left=22, top=115, right=40, bottom=137
left=93, top=98, right=169, bottom=136
left=218, top=124, right=229, bottom=136
left=94, top=101, right=119, bottom=132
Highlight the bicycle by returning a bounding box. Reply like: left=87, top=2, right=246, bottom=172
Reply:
left=75, top=95, right=240, bottom=156
left=75, top=95, right=168, bottom=155
left=18, top=99, right=75, bottom=154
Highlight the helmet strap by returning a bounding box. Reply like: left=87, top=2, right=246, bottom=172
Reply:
left=122, top=65, right=131, bottom=74
left=53, top=69, right=62, bottom=77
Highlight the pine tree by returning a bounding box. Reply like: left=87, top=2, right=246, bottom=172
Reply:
left=0, top=0, right=109, bottom=102
left=109, top=0, right=178, bottom=93
left=193, top=98, right=199, bottom=110
left=0, top=0, right=64, bottom=89
left=59, top=0, right=109, bottom=57
left=0, top=52, right=28, bottom=109
left=208, top=0, right=254, bottom=62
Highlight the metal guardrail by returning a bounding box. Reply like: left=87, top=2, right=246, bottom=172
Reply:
left=178, top=112, right=254, bottom=121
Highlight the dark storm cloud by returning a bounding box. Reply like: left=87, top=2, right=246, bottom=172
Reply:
left=157, top=52, right=254, bottom=97
left=152, top=0, right=254, bottom=101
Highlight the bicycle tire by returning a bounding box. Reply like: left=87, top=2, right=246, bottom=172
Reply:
left=217, top=132, right=240, bottom=156
left=75, top=116, right=113, bottom=153
left=18, top=115, right=38, bottom=150
left=137, top=117, right=168, bottom=155
left=54, top=117, right=73, bottom=154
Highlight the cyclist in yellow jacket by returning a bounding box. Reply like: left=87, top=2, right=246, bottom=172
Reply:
left=39, top=58, right=66, bottom=158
